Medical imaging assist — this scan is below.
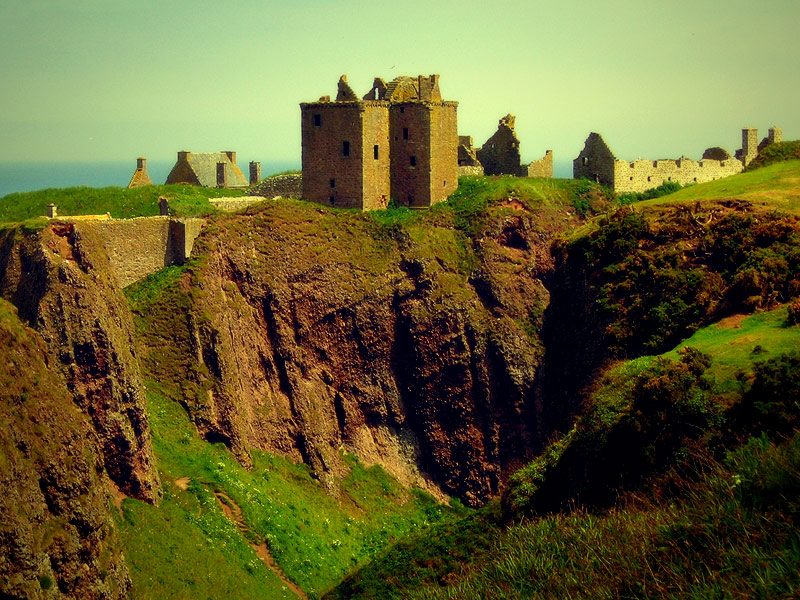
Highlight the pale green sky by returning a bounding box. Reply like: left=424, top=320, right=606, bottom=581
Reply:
left=1, top=0, right=798, bottom=174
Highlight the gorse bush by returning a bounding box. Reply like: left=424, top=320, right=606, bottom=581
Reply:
left=616, top=180, right=683, bottom=205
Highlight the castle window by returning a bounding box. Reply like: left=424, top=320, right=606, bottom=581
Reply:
left=410, top=155, right=416, bottom=167
left=582, top=157, right=588, bottom=166
left=407, top=195, right=413, bottom=205
left=668, top=177, right=672, bottom=181
left=330, top=179, right=335, bottom=188
left=653, top=161, right=658, bottom=168
left=403, top=127, right=409, bottom=140
left=693, top=177, right=697, bottom=182
left=374, top=145, right=379, bottom=160
left=443, top=180, right=447, bottom=187
left=313, top=114, right=321, bottom=127
left=342, top=141, right=350, bottom=157
left=647, top=176, right=651, bottom=182
left=629, top=177, right=633, bottom=181
left=400, top=107, right=405, bottom=114
left=329, top=196, right=335, bottom=205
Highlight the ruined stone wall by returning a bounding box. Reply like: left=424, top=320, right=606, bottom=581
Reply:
left=429, top=103, right=459, bottom=206
left=476, top=115, right=522, bottom=176
left=390, top=102, right=432, bottom=208
left=249, top=173, right=303, bottom=199
left=301, top=103, right=365, bottom=209
left=361, top=103, right=391, bottom=210
left=525, top=150, right=553, bottom=178
left=612, top=157, right=743, bottom=193
left=74, top=216, right=205, bottom=288
left=458, top=165, right=485, bottom=177
left=573, top=133, right=617, bottom=187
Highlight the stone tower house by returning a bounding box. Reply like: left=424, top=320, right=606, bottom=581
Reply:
left=301, top=74, right=458, bottom=210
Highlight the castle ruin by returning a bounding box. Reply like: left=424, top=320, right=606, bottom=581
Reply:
left=300, top=74, right=458, bottom=210
left=474, top=114, right=553, bottom=178
left=573, top=127, right=783, bottom=193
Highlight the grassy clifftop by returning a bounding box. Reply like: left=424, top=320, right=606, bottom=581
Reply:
left=0, top=184, right=245, bottom=222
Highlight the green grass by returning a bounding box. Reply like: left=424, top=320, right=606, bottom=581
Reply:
left=0, top=184, right=246, bottom=223
left=326, top=304, right=800, bottom=599
left=117, top=385, right=457, bottom=599
left=120, top=261, right=462, bottom=600
left=637, top=159, right=800, bottom=214
left=664, top=305, right=800, bottom=394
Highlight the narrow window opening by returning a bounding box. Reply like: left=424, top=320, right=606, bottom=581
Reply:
left=342, top=141, right=350, bottom=157
left=653, top=161, right=658, bottom=168
left=403, top=127, right=409, bottom=140
left=313, top=114, right=321, bottom=127
left=443, top=180, right=447, bottom=187
left=647, top=176, right=651, bottom=182
left=400, top=107, right=405, bottom=113
left=629, top=177, right=633, bottom=181
left=330, top=179, right=335, bottom=188
left=329, top=196, right=335, bottom=206
left=373, top=145, right=379, bottom=160
left=410, top=155, right=416, bottom=167
left=407, top=195, right=413, bottom=206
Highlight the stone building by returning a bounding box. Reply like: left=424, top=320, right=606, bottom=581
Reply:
left=300, top=74, right=458, bottom=210
left=127, top=157, right=152, bottom=188
left=165, top=151, right=248, bottom=188
left=573, top=127, right=783, bottom=193
left=474, top=114, right=553, bottom=178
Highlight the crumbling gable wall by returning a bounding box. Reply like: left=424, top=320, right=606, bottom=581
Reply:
left=525, top=150, right=553, bottom=178
left=573, top=132, right=617, bottom=187
left=476, top=114, right=522, bottom=176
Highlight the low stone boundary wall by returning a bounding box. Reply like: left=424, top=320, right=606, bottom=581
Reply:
left=248, top=173, right=303, bottom=199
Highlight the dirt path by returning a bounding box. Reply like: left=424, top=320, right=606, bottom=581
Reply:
left=212, top=489, right=308, bottom=600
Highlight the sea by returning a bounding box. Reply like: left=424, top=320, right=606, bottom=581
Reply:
left=0, top=160, right=300, bottom=198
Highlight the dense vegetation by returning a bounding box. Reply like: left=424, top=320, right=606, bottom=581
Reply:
left=329, top=307, right=800, bottom=599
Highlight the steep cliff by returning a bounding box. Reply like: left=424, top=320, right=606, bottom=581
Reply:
left=129, top=187, right=585, bottom=506
left=0, top=223, right=159, bottom=503
left=0, top=298, right=130, bottom=599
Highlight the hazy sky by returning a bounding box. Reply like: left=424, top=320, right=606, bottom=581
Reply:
left=2, top=0, right=798, bottom=175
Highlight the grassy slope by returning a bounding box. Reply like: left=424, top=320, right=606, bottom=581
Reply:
left=0, top=184, right=246, bottom=222
left=327, top=305, right=800, bottom=599
left=638, top=159, right=800, bottom=214
left=120, top=265, right=462, bottom=599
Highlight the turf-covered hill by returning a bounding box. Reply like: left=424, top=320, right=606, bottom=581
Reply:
left=324, top=159, right=800, bottom=599
left=0, top=174, right=612, bottom=599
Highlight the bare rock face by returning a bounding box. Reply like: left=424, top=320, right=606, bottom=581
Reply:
left=0, top=224, right=159, bottom=503
left=134, top=203, right=558, bottom=506
left=0, top=299, right=130, bottom=599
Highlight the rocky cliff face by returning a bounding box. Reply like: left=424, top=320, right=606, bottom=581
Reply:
left=0, top=223, right=159, bottom=503
left=131, top=199, right=577, bottom=506
left=0, top=298, right=130, bottom=599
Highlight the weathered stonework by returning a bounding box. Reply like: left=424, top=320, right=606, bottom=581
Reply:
left=573, top=128, right=781, bottom=193
left=475, top=114, right=553, bottom=178
left=525, top=150, right=553, bottom=178
left=301, top=74, right=458, bottom=210
left=74, top=217, right=205, bottom=287
left=127, top=157, right=152, bottom=188
left=165, top=151, right=248, bottom=188
left=249, top=173, right=303, bottom=199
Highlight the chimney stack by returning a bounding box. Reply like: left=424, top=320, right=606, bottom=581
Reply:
left=249, top=161, right=261, bottom=185
left=46, top=204, right=57, bottom=219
